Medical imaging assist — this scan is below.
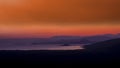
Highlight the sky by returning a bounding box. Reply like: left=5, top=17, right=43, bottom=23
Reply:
left=0, top=0, right=120, bottom=38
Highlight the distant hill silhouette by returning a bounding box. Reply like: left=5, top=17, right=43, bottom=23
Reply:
left=0, top=33, right=120, bottom=49
left=84, top=38, right=120, bottom=53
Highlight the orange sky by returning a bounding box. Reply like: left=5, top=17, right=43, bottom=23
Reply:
left=0, top=24, right=119, bottom=38
left=0, top=0, right=120, bottom=38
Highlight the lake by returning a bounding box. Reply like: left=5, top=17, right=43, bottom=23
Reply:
left=0, top=44, right=84, bottom=50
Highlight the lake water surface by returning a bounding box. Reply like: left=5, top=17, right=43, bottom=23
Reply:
left=0, top=44, right=84, bottom=50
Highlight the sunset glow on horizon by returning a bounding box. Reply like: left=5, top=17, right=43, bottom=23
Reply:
left=0, top=24, right=119, bottom=38
left=0, top=0, right=120, bottom=38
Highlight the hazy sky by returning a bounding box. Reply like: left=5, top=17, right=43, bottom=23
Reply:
left=0, top=0, right=120, bottom=38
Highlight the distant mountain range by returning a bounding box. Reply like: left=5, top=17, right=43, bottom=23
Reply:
left=44, top=33, right=120, bottom=44
left=0, top=33, right=120, bottom=45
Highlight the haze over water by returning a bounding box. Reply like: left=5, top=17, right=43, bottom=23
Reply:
left=0, top=44, right=84, bottom=50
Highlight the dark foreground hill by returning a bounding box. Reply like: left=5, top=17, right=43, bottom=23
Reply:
left=0, top=38, right=120, bottom=64
left=84, top=38, right=120, bottom=53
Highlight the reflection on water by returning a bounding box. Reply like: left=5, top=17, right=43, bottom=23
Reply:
left=0, top=44, right=84, bottom=50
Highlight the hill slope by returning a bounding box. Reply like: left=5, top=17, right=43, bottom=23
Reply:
left=84, top=38, right=120, bottom=53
